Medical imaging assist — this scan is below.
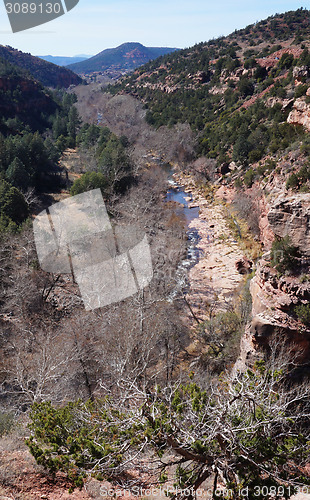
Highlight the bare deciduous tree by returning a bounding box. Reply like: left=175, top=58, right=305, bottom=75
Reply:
left=27, top=342, right=310, bottom=498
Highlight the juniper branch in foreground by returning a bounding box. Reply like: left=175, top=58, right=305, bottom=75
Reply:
left=26, top=352, right=310, bottom=499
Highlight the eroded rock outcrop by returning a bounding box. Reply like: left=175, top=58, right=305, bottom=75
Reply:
left=293, top=65, right=309, bottom=81
left=267, top=193, right=310, bottom=256
left=287, top=96, right=310, bottom=131
left=238, top=194, right=310, bottom=369
left=237, top=255, right=310, bottom=370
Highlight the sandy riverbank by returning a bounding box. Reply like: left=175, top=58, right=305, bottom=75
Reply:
left=173, top=173, right=247, bottom=322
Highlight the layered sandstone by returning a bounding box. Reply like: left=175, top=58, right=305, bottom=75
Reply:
left=267, top=193, right=310, bottom=256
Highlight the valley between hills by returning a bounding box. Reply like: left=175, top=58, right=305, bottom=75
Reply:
left=1, top=7, right=310, bottom=500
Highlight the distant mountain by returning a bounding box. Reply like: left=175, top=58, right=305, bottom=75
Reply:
left=67, top=42, right=179, bottom=74
left=0, top=45, right=82, bottom=88
left=38, top=55, right=91, bottom=67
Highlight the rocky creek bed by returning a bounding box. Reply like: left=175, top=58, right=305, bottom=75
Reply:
left=169, top=171, right=247, bottom=323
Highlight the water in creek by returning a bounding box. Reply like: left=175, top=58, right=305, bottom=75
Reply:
left=165, top=176, right=203, bottom=300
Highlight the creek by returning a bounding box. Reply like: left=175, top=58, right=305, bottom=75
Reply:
left=164, top=172, right=203, bottom=300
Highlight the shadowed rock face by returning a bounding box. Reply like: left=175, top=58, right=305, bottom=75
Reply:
left=267, top=193, right=310, bottom=256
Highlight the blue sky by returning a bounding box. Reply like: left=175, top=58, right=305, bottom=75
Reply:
left=0, top=0, right=307, bottom=57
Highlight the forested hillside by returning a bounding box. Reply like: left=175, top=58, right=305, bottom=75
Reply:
left=0, top=57, right=59, bottom=135
left=0, top=45, right=83, bottom=88
left=109, top=8, right=310, bottom=186
left=0, top=56, right=86, bottom=232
